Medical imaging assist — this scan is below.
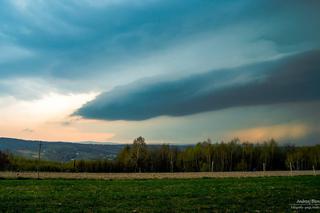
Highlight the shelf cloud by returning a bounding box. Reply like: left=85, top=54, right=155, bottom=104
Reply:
left=76, top=50, right=320, bottom=121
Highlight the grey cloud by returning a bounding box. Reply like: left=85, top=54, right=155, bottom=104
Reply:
left=0, top=0, right=319, bottom=100
left=75, top=50, right=320, bottom=121
left=0, top=0, right=319, bottom=80
left=22, top=128, right=34, bottom=133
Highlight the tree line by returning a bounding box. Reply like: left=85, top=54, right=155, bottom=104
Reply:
left=1, top=137, right=320, bottom=172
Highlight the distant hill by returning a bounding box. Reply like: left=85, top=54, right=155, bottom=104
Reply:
left=0, top=137, right=124, bottom=162
left=0, top=137, right=191, bottom=162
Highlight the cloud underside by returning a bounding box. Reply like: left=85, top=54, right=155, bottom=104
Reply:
left=75, top=50, right=320, bottom=121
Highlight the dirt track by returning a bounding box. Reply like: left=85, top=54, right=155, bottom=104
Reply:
left=0, top=170, right=318, bottom=179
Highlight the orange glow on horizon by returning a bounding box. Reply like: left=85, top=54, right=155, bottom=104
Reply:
left=227, top=123, right=312, bottom=142
left=0, top=92, right=117, bottom=142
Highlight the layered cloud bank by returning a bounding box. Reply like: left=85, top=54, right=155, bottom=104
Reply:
left=1, top=0, right=320, bottom=98
left=1, top=0, right=320, bottom=143
left=76, top=50, right=320, bottom=121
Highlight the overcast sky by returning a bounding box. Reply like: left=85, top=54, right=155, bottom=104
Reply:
left=1, top=0, right=319, bottom=144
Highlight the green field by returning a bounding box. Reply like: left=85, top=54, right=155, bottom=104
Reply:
left=0, top=176, right=319, bottom=212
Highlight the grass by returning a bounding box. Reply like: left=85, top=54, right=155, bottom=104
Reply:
left=0, top=176, right=319, bottom=212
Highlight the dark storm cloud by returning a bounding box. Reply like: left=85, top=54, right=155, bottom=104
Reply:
left=75, top=50, right=320, bottom=121
left=0, top=0, right=320, bottom=80
left=1, top=0, right=320, bottom=101
left=0, top=0, right=239, bottom=79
